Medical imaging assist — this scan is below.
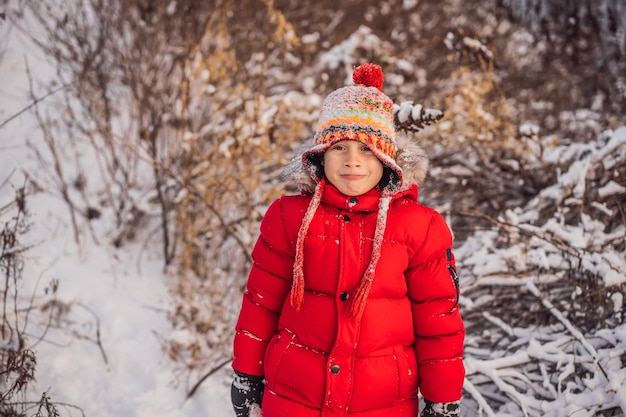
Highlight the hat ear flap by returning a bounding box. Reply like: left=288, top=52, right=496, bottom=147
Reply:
left=304, top=153, right=324, bottom=182
left=378, top=167, right=400, bottom=193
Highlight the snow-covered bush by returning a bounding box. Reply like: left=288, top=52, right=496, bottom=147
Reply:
left=165, top=43, right=314, bottom=375
left=457, top=126, right=626, bottom=416
left=424, top=59, right=544, bottom=241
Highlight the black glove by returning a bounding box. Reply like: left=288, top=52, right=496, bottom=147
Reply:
left=231, top=370, right=265, bottom=417
left=420, top=399, right=460, bottom=417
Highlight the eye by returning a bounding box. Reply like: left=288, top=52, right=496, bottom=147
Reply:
left=361, top=145, right=372, bottom=152
left=330, top=144, right=345, bottom=151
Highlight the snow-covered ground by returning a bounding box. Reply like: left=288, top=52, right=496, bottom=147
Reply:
left=0, top=18, right=232, bottom=417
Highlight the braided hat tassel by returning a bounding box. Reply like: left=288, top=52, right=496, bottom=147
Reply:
left=348, top=195, right=392, bottom=320
left=290, top=181, right=324, bottom=310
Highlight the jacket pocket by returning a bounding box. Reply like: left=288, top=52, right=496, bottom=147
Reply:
left=264, top=330, right=326, bottom=408
left=352, top=350, right=400, bottom=411
left=395, top=344, right=418, bottom=401
left=264, top=330, right=291, bottom=385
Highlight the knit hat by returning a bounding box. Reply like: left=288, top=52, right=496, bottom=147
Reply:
left=291, top=63, right=402, bottom=320
left=302, top=63, right=404, bottom=193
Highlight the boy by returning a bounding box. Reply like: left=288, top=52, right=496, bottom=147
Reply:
left=231, top=63, right=465, bottom=417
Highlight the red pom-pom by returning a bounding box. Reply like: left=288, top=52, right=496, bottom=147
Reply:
left=352, top=63, right=384, bottom=91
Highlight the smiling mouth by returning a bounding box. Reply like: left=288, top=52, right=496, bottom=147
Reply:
left=341, top=174, right=365, bottom=180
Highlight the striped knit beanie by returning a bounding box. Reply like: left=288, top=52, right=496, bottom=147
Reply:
left=302, top=63, right=404, bottom=192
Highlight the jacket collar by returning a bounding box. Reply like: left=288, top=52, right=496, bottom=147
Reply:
left=321, top=180, right=380, bottom=212
left=320, top=178, right=419, bottom=212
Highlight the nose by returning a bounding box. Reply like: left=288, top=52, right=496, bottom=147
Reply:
left=344, top=148, right=362, bottom=167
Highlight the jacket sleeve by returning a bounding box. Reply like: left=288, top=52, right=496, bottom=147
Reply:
left=406, top=210, right=465, bottom=403
left=232, top=198, right=295, bottom=376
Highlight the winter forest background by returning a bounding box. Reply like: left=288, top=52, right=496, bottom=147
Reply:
left=1, top=0, right=625, bottom=416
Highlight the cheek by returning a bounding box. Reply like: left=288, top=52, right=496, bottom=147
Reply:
left=371, top=160, right=384, bottom=179
left=322, top=155, right=338, bottom=172
left=322, top=159, right=334, bottom=179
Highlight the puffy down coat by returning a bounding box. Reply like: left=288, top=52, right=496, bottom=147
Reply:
left=232, top=177, right=465, bottom=417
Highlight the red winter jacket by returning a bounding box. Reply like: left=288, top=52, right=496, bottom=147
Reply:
left=233, top=180, right=465, bottom=417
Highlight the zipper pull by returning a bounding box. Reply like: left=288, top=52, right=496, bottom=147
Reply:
left=446, top=248, right=460, bottom=312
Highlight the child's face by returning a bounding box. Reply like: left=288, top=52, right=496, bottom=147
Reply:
left=322, top=140, right=384, bottom=196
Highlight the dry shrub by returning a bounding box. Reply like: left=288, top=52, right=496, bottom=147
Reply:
left=161, top=2, right=311, bottom=379
left=16, top=0, right=309, bottom=382
left=422, top=51, right=541, bottom=238
left=0, top=186, right=64, bottom=416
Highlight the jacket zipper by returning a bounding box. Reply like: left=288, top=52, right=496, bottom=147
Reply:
left=446, top=248, right=460, bottom=313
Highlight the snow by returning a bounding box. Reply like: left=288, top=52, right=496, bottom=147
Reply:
left=0, top=16, right=231, bottom=417
left=396, top=101, right=413, bottom=124
left=598, top=180, right=626, bottom=198
left=319, top=25, right=389, bottom=81
left=2, top=5, right=626, bottom=417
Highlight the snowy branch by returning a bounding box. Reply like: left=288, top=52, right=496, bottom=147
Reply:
left=393, top=101, right=444, bottom=133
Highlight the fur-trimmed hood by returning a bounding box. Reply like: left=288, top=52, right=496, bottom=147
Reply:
left=281, top=133, right=430, bottom=195
left=282, top=133, right=430, bottom=320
